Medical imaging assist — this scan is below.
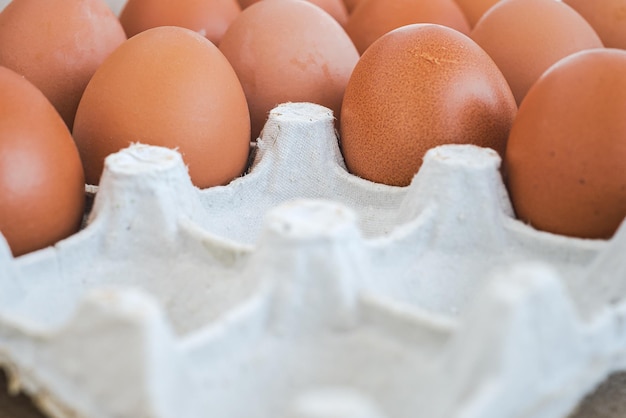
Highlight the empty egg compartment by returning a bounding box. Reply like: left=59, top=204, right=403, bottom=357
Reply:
left=0, top=102, right=624, bottom=418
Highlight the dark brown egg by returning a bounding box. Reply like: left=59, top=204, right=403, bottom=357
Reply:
left=340, top=23, right=516, bottom=186
left=0, top=66, right=85, bottom=257
left=505, top=48, right=626, bottom=239
left=73, top=26, right=251, bottom=188
left=0, top=0, right=126, bottom=130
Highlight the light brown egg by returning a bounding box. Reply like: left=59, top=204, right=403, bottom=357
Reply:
left=235, top=0, right=348, bottom=26
left=119, top=0, right=241, bottom=45
left=309, top=0, right=349, bottom=26
left=345, top=0, right=471, bottom=55
left=563, top=0, right=626, bottom=50
left=73, top=26, right=251, bottom=188
left=505, top=48, right=626, bottom=239
left=340, top=23, right=516, bottom=187
left=0, top=0, right=126, bottom=130
left=219, top=0, right=359, bottom=141
left=452, top=0, right=500, bottom=28
left=0, top=66, right=85, bottom=257
left=470, top=0, right=603, bottom=105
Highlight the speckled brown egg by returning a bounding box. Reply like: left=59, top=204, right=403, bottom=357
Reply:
left=340, top=23, right=516, bottom=187
left=219, top=0, right=359, bottom=141
left=345, top=0, right=471, bottom=54
left=0, top=0, right=126, bottom=130
left=505, top=48, right=626, bottom=239
left=0, top=66, right=85, bottom=257
left=563, top=0, right=626, bottom=50
left=119, top=0, right=241, bottom=45
left=73, top=26, right=251, bottom=188
left=470, top=0, right=603, bottom=105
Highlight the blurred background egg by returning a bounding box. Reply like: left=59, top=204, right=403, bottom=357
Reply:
left=0, top=0, right=126, bottom=130
left=0, top=66, right=85, bottom=257
left=563, top=0, right=626, bottom=50
left=340, top=23, right=516, bottom=186
left=470, top=0, right=603, bottom=105
left=235, top=0, right=349, bottom=26
left=344, top=0, right=471, bottom=55
left=219, top=0, right=359, bottom=141
left=452, top=0, right=501, bottom=28
left=505, top=48, right=626, bottom=239
left=119, top=0, right=241, bottom=45
left=73, top=26, right=251, bottom=188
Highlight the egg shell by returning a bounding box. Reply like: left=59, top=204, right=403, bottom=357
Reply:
left=0, top=0, right=127, bottom=130
left=119, top=0, right=241, bottom=45
left=340, top=23, right=517, bottom=187
left=345, top=0, right=471, bottom=55
left=470, top=0, right=603, bottom=105
left=218, top=0, right=359, bottom=141
left=563, top=0, right=626, bottom=50
left=505, top=48, right=626, bottom=239
left=0, top=66, right=85, bottom=257
left=72, top=26, right=251, bottom=188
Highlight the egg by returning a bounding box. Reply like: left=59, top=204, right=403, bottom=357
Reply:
left=0, top=66, right=85, bottom=257
left=218, top=0, right=359, bottom=141
left=340, top=23, right=516, bottom=187
left=470, top=0, right=603, bottom=105
left=563, top=0, right=626, bottom=50
left=344, top=0, right=471, bottom=55
left=452, top=0, right=501, bottom=28
left=235, top=0, right=349, bottom=25
left=309, top=0, right=349, bottom=26
left=505, top=48, right=626, bottom=239
left=0, top=0, right=126, bottom=130
left=119, top=0, right=241, bottom=45
left=72, top=26, right=251, bottom=188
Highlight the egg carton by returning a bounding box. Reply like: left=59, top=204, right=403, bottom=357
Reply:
left=0, top=102, right=625, bottom=418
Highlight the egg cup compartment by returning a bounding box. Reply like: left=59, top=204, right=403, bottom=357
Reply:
left=0, top=102, right=624, bottom=418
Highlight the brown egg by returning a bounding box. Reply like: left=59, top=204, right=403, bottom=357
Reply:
left=219, top=0, right=359, bottom=141
left=345, top=0, right=471, bottom=55
left=73, top=26, right=251, bottom=188
left=505, top=48, right=626, bottom=239
left=119, top=0, right=241, bottom=45
left=452, top=0, right=501, bottom=28
left=563, top=0, right=626, bottom=50
left=0, top=0, right=126, bottom=130
left=340, top=23, right=516, bottom=187
left=470, top=0, right=603, bottom=105
left=0, top=67, right=85, bottom=257
left=309, top=0, right=349, bottom=26
left=235, top=0, right=348, bottom=26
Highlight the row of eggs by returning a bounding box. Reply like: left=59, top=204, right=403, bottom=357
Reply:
left=0, top=0, right=625, bottom=258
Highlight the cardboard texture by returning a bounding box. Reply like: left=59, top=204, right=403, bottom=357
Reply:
left=0, top=103, right=625, bottom=417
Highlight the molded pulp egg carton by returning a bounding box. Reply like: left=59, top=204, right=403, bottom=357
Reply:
left=0, top=102, right=626, bottom=418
